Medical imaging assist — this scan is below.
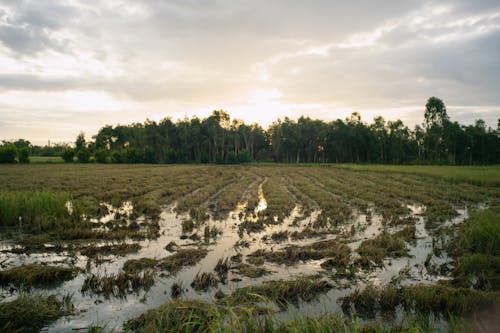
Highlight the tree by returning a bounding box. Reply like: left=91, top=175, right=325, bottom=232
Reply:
left=0, top=145, right=17, bottom=163
left=76, top=148, right=91, bottom=163
left=75, top=132, right=86, bottom=151
left=424, top=97, right=448, bottom=129
left=18, top=147, right=30, bottom=163
left=61, top=149, right=75, bottom=163
left=94, top=149, right=108, bottom=163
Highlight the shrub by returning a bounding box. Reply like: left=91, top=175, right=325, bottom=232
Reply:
left=94, top=149, right=108, bottom=163
left=76, top=148, right=91, bottom=163
left=17, top=147, right=30, bottom=163
left=0, top=145, right=17, bottom=163
left=60, top=149, right=75, bottom=163
left=0, top=294, right=73, bottom=332
left=111, top=150, right=123, bottom=163
left=237, top=149, right=252, bottom=163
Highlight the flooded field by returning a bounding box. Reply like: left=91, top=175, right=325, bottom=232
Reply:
left=0, top=164, right=499, bottom=332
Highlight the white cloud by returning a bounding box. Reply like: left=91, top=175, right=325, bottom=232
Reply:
left=0, top=0, right=499, bottom=143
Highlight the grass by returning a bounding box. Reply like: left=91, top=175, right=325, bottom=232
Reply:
left=80, top=242, right=141, bottom=257
left=158, top=248, right=208, bottom=274
left=124, top=299, right=222, bottom=333
left=0, top=164, right=497, bottom=232
left=81, top=271, right=154, bottom=297
left=214, top=257, right=230, bottom=281
left=171, top=281, right=184, bottom=299
left=445, top=205, right=500, bottom=291
left=191, top=272, right=219, bottom=291
left=0, top=164, right=499, bottom=331
left=233, top=263, right=271, bottom=278
left=333, top=164, right=500, bottom=187
left=29, top=156, right=64, bottom=164
left=290, top=227, right=330, bottom=240
left=123, top=258, right=159, bottom=274
left=0, top=264, right=77, bottom=288
left=0, top=294, right=73, bottom=333
left=340, top=283, right=500, bottom=318
left=356, top=231, right=409, bottom=268
left=260, top=174, right=296, bottom=222
left=123, top=298, right=471, bottom=333
left=249, top=239, right=351, bottom=267
left=0, top=191, right=76, bottom=232
left=221, top=276, right=332, bottom=309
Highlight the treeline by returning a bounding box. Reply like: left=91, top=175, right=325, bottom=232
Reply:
left=2, top=97, right=499, bottom=165
left=0, top=141, right=30, bottom=163
left=0, top=139, right=70, bottom=163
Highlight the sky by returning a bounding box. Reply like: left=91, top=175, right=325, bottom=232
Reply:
left=0, top=0, right=499, bottom=144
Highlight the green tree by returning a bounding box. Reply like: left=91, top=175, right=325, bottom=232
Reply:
left=75, top=132, right=86, bottom=151
left=0, top=145, right=17, bottom=163
left=76, top=148, right=91, bottom=163
left=424, top=97, right=448, bottom=129
left=18, top=147, right=30, bottom=163
left=94, top=149, right=108, bottom=163
left=61, top=149, right=75, bottom=163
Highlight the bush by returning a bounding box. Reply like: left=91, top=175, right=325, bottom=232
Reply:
left=17, top=147, right=30, bottom=163
left=0, top=145, right=17, bottom=163
left=94, top=149, right=108, bottom=163
left=60, top=149, right=75, bottom=163
left=76, top=148, right=91, bottom=163
left=226, top=151, right=238, bottom=164
left=111, top=150, right=123, bottom=163
left=144, top=147, right=157, bottom=163
left=0, top=294, right=73, bottom=333
left=124, top=148, right=144, bottom=163
left=237, top=149, right=252, bottom=163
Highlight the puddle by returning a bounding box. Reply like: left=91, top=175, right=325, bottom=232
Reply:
left=0, top=199, right=482, bottom=332
left=255, top=182, right=268, bottom=213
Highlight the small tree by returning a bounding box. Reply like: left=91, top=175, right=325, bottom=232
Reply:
left=110, top=150, right=123, bottom=163
left=61, top=149, right=75, bottom=163
left=75, top=132, right=86, bottom=151
left=76, top=148, right=91, bottom=163
left=94, top=149, right=108, bottom=163
left=237, top=149, right=252, bottom=163
left=0, top=145, right=17, bottom=163
left=18, top=147, right=30, bottom=163
left=424, top=97, right=448, bottom=129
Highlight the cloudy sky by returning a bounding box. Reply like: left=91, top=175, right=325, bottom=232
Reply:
left=1, top=0, right=499, bottom=144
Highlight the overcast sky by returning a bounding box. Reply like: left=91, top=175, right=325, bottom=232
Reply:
left=1, top=0, right=499, bottom=144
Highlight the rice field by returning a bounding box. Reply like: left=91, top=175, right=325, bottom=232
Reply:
left=0, top=164, right=499, bottom=332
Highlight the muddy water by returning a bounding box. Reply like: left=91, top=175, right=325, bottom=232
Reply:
left=0, top=198, right=475, bottom=332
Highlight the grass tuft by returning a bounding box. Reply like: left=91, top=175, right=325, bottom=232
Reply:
left=0, top=294, right=73, bottom=333
left=0, top=264, right=77, bottom=288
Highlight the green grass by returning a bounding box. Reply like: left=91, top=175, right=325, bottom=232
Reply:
left=29, top=156, right=64, bottom=164
left=446, top=205, right=500, bottom=290
left=233, top=263, right=271, bottom=278
left=80, top=243, right=141, bottom=257
left=333, top=164, right=500, bottom=187
left=357, top=231, right=410, bottom=268
left=123, top=258, right=159, bottom=274
left=221, top=276, right=332, bottom=309
left=0, top=294, right=73, bottom=333
left=249, top=239, right=351, bottom=267
left=0, top=191, right=75, bottom=231
left=81, top=271, right=154, bottom=297
left=158, top=248, right=209, bottom=274
left=0, top=264, right=77, bottom=288
left=191, top=272, right=219, bottom=291
left=340, top=284, right=499, bottom=318
left=124, top=298, right=466, bottom=333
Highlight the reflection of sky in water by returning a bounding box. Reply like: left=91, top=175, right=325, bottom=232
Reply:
left=255, top=183, right=268, bottom=213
